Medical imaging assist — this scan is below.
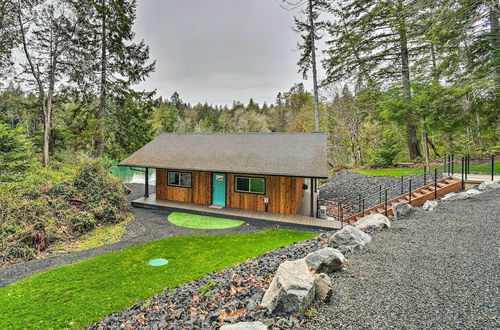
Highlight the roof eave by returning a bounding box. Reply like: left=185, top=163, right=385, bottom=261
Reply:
left=117, top=163, right=328, bottom=179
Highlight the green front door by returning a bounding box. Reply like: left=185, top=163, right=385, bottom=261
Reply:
left=212, top=173, right=226, bottom=206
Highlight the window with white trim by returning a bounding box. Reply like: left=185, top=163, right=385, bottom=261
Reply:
left=168, top=172, right=192, bottom=188
left=235, top=176, right=265, bottom=194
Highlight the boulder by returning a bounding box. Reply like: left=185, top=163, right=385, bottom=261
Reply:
left=354, top=214, right=390, bottom=230
left=305, top=248, right=345, bottom=273
left=392, top=202, right=413, bottom=218
left=314, top=273, right=333, bottom=302
left=220, top=322, right=268, bottom=330
left=478, top=180, right=500, bottom=192
left=261, top=258, right=316, bottom=314
left=441, top=192, right=469, bottom=201
left=465, top=188, right=481, bottom=197
left=329, top=225, right=371, bottom=252
left=422, top=200, right=438, bottom=211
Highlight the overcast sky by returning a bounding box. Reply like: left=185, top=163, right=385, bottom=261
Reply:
left=134, top=0, right=326, bottom=106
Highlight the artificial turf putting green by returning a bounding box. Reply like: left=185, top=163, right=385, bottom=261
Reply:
left=168, top=212, right=245, bottom=229
left=0, top=229, right=315, bottom=329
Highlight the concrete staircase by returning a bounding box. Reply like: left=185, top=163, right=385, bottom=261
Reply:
left=344, top=176, right=462, bottom=223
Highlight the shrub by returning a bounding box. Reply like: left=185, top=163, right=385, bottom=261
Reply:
left=369, top=132, right=404, bottom=167
left=0, top=159, right=131, bottom=265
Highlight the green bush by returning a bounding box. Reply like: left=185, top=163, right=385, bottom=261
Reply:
left=0, top=159, right=131, bottom=265
left=369, top=132, right=404, bottom=167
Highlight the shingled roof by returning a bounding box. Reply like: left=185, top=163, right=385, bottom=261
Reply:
left=119, top=132, right=328, bottom=178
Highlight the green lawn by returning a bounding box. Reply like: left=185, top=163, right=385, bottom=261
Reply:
left=168, top=212, right=245, bottom=229
left=0, top=229, right=315, bottom=329
left=352, top=161, right=499, bottom=177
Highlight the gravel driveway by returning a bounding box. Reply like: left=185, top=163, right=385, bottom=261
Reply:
left=0, top=184, right=271, bottom=288
left=308, top=188, right=500, bottom=329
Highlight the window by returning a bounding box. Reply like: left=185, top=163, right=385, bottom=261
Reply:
left=235, top=176, right=265, bottom=194
left=168, top=172, right=192, bottom=188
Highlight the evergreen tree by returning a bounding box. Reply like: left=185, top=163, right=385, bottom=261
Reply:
left=283, top=0, right=330, bottom=132
left=325, top=0, right=425, bottom=160
left=67, top=0, right=155, bottom=156
left=0, top=123, right=35, bottom=181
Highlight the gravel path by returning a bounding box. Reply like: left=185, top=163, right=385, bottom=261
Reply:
left=308, top=188, right=500, bottom=329
left=0, top=184, right=271, bottom=288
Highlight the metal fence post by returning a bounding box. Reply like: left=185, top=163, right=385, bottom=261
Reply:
left=400, top=176, right=403, bottom=194
left=408, top=179, right=412, bottom=204
left=362, top=199, right=365, bottom=217
left=451, top=154, right=454, bottom=175
left=423, top=166, right=427, bottom=186
left=379, top=184, right=382, bottom=204
left=461, top=156, right=464, bottom=189
left=465, top=154, right=469, bottom=179
left=434, top=169, right=438, bottom=199
left=384, top=189, right=388, bottom=216
left=492, top=154, right=495, bottom=181
left=337, top=201, right=340, bottom=221
left=358, top=194, right=361, bottom=213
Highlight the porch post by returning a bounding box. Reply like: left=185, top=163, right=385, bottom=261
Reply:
left=144, top=167, right=149, bottom=198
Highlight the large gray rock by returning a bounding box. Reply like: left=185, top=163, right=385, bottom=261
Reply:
left=329, top=225, right=371, bottom=252
left=354, top=214, right=390, bottom=230
left=305, top=248, right=345, bottom=273
left=422, top=200, right=438, bottom=211
left=314, top=273, right=333, bottom=302
left=478, top=180, right=500, bottom=192
left=261, top=258, right=316, bottom=314
left=220, top=322, right=268, bottom=330
left=392, top=202, right=413, bottom=218
left=441, top=192, right=469, bottom=201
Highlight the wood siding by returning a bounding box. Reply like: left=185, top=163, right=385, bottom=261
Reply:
left=156, top=169, right=211, bottom=205
left=227, top=174, right=304, bottom=214
left=155, top=169, right=305, bottom=214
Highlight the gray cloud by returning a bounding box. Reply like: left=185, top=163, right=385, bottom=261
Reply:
left=134, top=0, right=322, bottom=105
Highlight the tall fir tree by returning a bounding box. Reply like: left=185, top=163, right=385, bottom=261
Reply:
left=67, top=0, right=155, bottom=156
left=282, top=0, right=330, bottom=132
left=325, top=0, right=427, bottom=160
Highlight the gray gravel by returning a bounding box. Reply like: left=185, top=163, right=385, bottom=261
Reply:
left=0, top=184, right=271, bottom=288
left=308, top=188, right=500, bottom=329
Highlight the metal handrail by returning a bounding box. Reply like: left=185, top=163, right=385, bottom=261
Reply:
left=335, top=157, right=454, bottom=222
left=332, top=152, right=497, bottom=223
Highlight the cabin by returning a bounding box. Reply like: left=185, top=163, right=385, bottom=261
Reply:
left=119, top=132, right=328, bottom=218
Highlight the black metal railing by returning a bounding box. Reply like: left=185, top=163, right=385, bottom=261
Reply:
left=325, top=152, right=497, bottom=224
left=333, top=157, right=455, bottom=224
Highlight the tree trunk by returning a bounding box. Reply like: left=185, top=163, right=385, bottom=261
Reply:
left=397, top=0, right=421, bottom=160
left=308, top=0, right=320, bottom=132
left=489, top=3, right=500, bottom=88
left=426, top=135, right=439, bottom=157
left=97, top=0, right=107, bottom=157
